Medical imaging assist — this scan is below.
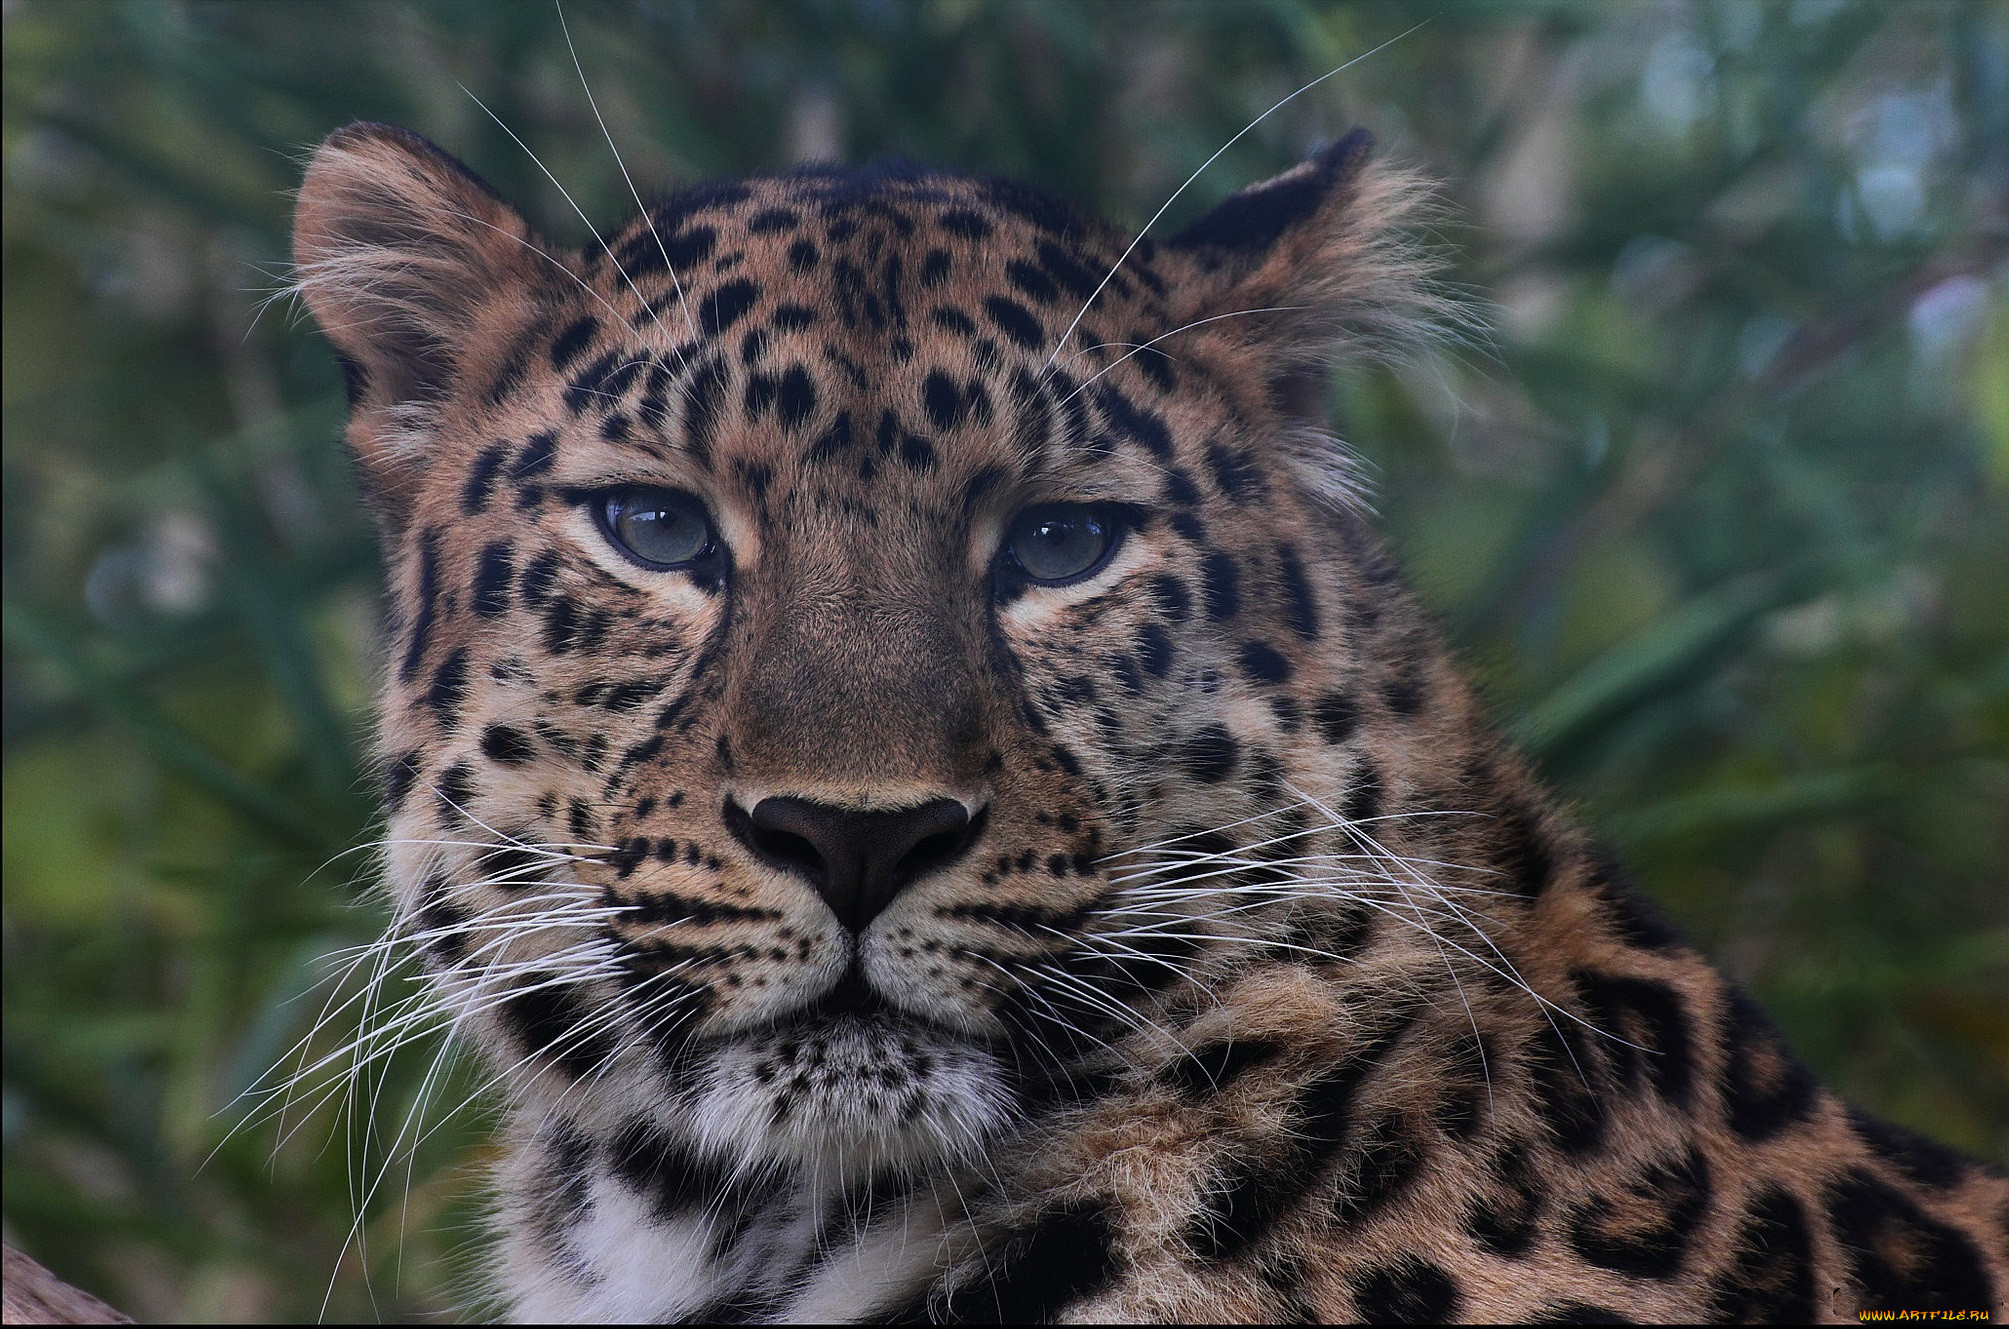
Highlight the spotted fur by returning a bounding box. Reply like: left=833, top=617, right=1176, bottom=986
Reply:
left=293, top=121, right=2008, bottom=1323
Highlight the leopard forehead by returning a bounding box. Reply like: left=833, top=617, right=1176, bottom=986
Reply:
left=441, top=167, right=1244, bottom=534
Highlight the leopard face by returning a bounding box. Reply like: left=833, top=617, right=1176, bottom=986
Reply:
left=295, top=124, right=1440, bottom=1177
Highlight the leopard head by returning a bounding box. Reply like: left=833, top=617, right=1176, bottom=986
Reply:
left=294, top=121, right=1446, bottom=1176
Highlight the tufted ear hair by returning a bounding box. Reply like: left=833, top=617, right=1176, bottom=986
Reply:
left=1167, top=129, right=1452, bottom=417
left=292, top=122, right=545, bottom=527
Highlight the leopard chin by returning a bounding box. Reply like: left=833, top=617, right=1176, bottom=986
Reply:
left=682, top=1010, right=1016, bottom=1174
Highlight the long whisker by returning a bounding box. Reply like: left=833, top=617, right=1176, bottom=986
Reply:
left=1052, top=305, right=1307, bottom=406
left=555, top=1, right=700, bottom=350
left=456, top=82, right=681, bottom=353
left=1040, top=21, right=1430, bottom=371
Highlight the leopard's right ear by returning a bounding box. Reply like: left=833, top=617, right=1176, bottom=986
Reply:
left=293, top=122, right=545, bottom=525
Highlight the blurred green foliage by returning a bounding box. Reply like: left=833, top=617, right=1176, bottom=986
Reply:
left=4, top=0, right=2005, bottom=1319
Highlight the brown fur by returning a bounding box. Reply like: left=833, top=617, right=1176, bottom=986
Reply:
left=293, top=121, right=2007, bottom=1323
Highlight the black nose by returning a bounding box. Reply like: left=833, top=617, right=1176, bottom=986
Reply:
left=726, top=796, right=981, bottom=933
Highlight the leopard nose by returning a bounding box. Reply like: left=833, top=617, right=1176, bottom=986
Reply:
left=727, top=795, right=982, bottom=934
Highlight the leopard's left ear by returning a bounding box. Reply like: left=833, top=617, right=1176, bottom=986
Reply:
left=1166, top=129, right=1452, bottom=415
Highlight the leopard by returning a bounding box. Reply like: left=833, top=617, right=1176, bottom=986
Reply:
left=290, top=118, right=2008, bottom=1323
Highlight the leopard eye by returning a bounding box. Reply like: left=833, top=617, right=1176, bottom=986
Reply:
left=595, top=486, right=716, bottom=569
left=1001, top=503, right=1123, bottom=586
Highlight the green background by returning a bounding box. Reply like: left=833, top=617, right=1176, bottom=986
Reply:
left=4, top=0, right=2005, bottom=1319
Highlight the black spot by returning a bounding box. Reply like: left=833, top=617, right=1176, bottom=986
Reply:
left=519, top=549, right=561, bottom=608
left=1005, top=257, right=1060, bottom=304
left=1528, top=1016, right=1605, bottom=1155
left=1331, top=1112, right=1424, bottom=1226
left=606, top=1121, right=729, bottom=1218
left=426, top=648, right=469, bottom=729
left=461, top=441, right=512, bottom=514
left=932, top=306, right=977, bottom=337
left=1161, top=1039, right=1281, bottom=1098
left=1238, top=640, right=1292, bottom=685
left=1341, top=761, right=1381, bottom=824
left=919, top=248, right=950, bottom=286
left=1176, top=725, right=1238, bottom=784
left=1497, top=797, right=1554, bottom=900
left=1202, top=551, right=1241, bottom=620
left=1092, top=383, right=1171, bottom=456
left=747, top=207, right=799, bottom=234
left=415, top=887, right=471, bottom=966
left=399, top=533, right=441, bottom=683
left=743, top=370, right=777, bottom=418
left=541, top=597, right=611, bottom=656
left=1162, top=468, right=1201, bottom=506
left=601, top=677, right=665, bottom=713
left=984, top=178, right=1089, bottom=236
left=510, top=429, right=558, bottom=482
left=480, top=724, right=535, bottom=766
left=1463, top=1138, right=1543, bottom=1257
left=475, top=842, right=542, bottom=889
left=1706, top=1186, right=1815, bottom=1323
left=1569, top=970, right=1693, bottom=1107
left=938, top=208, right=993, bottom=239
left=525, top=1117, right=593, bottom=1256
left=486, top=333, right=536, bottom=406
left=772, top=303, right=816, bottom=331
left=1273, top=544, right=1321, bottom=640
left=1589, top=854, right=1685, bottom=951
left=1848, top=1110, right=1973, bottom=1190
left=1205, top=441, right=1264, bottom=501
left=382, top=750, right=421, bottom=814
left=1279, top=905, right=1375, bottom=969
left=434, top=761, right=474, bottom=824
left=564, top=349, right=643, bottom=415
left=1719, top=988, right=1818, bottom=1142
left=806, top=411, right=853, bottom=465
left=1381, top=659, right=1426, bottom=716
left=549, top=315, right=599, bottom=372
left=648, top=222, right=718, bottom=274
left=679, top=354, right=728, bottom=456
left=983, top=295, right=1044, bottom=349
left=1149, top=574, right=1191, bottom=623
left=1564, top=1146, right=1710, bottom=1279
left=958, top=1201, right=1119, bottom=1323
left=501, top=980, right=606, bottom=1079
left=472, top=541, right=513, bottom=619
left=776, top=364, right=817, bottom=431
left=1826, top=1170, right=1993, bottom=1313
left=1312, top=690, right=1359, bottom=745
left=1135, top=623, right=1173, bottom=678
left=700, top=278, right=760, bottom=335
left=1349, top=1257, right=1459, bottom=1325
left=923, top=370, right=968, bottom=431
left=1033, top=240, right=1099, bottom=299
left=788, top=237, right=818, bottom=271
left=1184, top=1003, right=1421, bottom=1261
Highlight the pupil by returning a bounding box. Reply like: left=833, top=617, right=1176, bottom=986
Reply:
left=610, top=489, right=709, bottom=565
left=1013, top=506, right=1110, bottom=582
